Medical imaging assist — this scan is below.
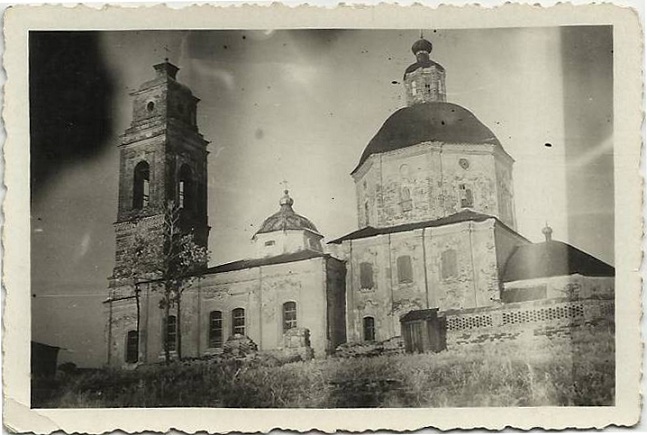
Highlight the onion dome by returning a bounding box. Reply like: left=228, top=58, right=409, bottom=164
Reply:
left=352, top=102, right=501, bottom=173
left=405, top=37, right=444, bottom=79
left=256, top=190, right=321, bottom=235
left=411, top=37, right=433, bottom=55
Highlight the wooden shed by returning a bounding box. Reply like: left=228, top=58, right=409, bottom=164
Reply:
left=400, top=309, right=447, bottom=353
left=31, top=341, right=61, bottom=378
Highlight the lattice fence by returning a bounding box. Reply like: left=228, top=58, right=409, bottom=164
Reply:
left=446, top=314, right=493, bottom=331
left=501, top=303, right=584, bottom=326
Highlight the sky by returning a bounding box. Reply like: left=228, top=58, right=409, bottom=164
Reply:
left=30, top=27, right=614, bottom=367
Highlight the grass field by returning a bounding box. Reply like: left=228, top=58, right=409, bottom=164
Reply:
left=33, top=324, right=614, bottom=408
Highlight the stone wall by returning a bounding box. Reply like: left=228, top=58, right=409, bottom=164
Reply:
left=105, top=255, right=341, bottom=367
left=352, top=142, right=515, bottom=229
left=503, top=275, right=614, bottom=302
left=404, top=65, right=446, bottom=106
left=442, top=297, right=614, bottom=347
left=342, top=218, right=505, bottom=344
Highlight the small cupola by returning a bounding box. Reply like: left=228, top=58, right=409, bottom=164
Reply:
left=253, top=190, right=324, bottom=257
left=403, top=35, right=447, bottom=106
left=542, top=225, right=553, bottom=242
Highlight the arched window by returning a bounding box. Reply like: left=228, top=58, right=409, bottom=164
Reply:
left=178, top=164, right=193, bottom=210
left=232, top=308, right=245, bottom=336
left=397, top=255, right=413, bottom=283
left=133, top=161, right=150, bottom=209
left=283, top=301, right=297, bottom=333
left=163, top=315, right=177, bottom=352
left=459, top=183, right=474, bottom=208
left=208, top=311, right=223, bottom=348
left=400, top=186, right=413, bottom=212
left=441, top=249, right=458, bottom=280
left=360, top=262, right=374, bottom=289
left=363, top=317, right=376, bottom=342
left=125, top=330, right=138, bottom=363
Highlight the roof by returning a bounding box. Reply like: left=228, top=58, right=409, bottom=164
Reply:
left=352, top=102, right=501, bottom=174
left=400, top=308, right=439, bottom=322
left=502, top=240, right=615, bottom=282
left=205, top=250, right=329, bottom=274
left=256, top=190, right=320, bottom=236
left=328, top=209, right=500, bottom=244
left=404, top=59, right=445, bottom=77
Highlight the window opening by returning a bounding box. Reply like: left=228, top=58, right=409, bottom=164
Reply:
left=133, top=161, right=150, bottom=209
left=360, top=262, right=374, bottom=289
left=125, top=330, right=138, bottom=363
left=283, top=302, right=297, bottom=333
left=397, top=255, right=413, bottom=283
left=178, top=164, right=193, bottom=210
left=164, top=315, right=177, bottom=352
left=232, top=308, right=245, bottom=336
left=459, top=183, right=474, bottom=208
left=400, top=186, right=413, bottom=212
left=363, top=317, right=376, bottom=341
left=209, top=311, right=223, bottom=348
left=441, top=249, right=458, bottom=280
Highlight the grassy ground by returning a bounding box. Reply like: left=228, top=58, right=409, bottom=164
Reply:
left=33, top=324, right=614, bottom=408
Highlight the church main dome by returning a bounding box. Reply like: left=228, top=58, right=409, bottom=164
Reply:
left=352, top=102, right=501, bottom=173
left=256, top=190, right=320, bottom=235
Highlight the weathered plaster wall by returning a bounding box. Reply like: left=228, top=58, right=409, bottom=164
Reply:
left=493, top=224, right=529, bottom=279
left=325, top=258, right=348, bottom=350
left=503, top=274, right=614, bottom=301
left=443, top=297, right=614, bottom=347
left=494, top=154, right=516, bottom=228
left=104, top=296, right=138, bottom=368
left=107, top=256, right=338, bottom=367
left=353, top=143, right=515, bottom=229
left=343, top=218, right=500, bottom=344
left=424, top=219, right=499, bottom=310
left=404, top=66, right=447, bottom=106
left=254, top=230, right=323, bottom=258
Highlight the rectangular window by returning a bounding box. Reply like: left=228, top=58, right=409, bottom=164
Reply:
left=264, top=240, right=275, bottom=246
left=164, top=315, right=177, bottom=352
left=397, top=255, right=413, bottom=283
left=142, top=179, right=150, bottom=207
left=363, top=317, right=376, bottom=342
left=178, top=180, right=185, bottom=208
left=125, top=330, right=138, bottom=363
left=283, top=302, right=297, bottom=333
left=400, top=187, right=413, bottom=212
left=441, top=249, right=458, bottom=280
left=232, top=308, right=245, bottom=336
left=424, top=83, right=431, bottom=93
left=459, top=183, right=474, bottom=208
left=360, top=262, right=374, bottom=289
left=209, top=311, right=223, bottom=348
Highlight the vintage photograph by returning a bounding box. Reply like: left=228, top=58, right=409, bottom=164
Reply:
left=30, top=26, right=617, bottom=408
left=3, top=3, right=641, bottom=432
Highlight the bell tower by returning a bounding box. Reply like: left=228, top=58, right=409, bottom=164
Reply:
left=109, top=60, right=209, bottom=294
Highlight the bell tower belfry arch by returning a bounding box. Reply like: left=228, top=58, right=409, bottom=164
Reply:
left=109, top=60, right=210, bottom=294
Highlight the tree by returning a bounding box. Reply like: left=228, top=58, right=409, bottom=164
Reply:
left=116, top=201, right=210, bottom=364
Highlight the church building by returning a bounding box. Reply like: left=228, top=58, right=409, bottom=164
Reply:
left=104, top=37, right=614, bottom=367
